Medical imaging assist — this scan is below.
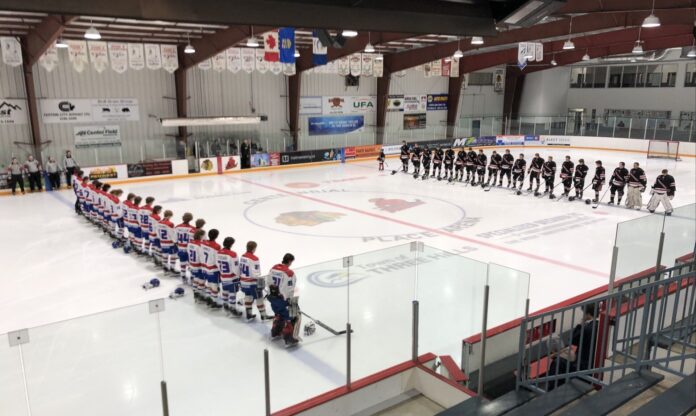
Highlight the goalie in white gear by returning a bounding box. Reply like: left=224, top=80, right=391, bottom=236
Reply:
left=267, top=253, right=301, bottom=347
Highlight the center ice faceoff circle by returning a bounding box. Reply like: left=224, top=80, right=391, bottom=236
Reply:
left=243, top=189, right=478, bottom=241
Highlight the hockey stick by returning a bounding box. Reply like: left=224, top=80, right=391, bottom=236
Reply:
left=592, top=186, right=610, bottom=209
left=300, top=311, right=351, bottom=336
left=568, top=182, right=593, bottom=202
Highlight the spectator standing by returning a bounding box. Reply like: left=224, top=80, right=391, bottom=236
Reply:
left=240, top=139, right=251, bottom=169
left=63, top=150, right=78, bottom=187
left=7, top=157, right=25, bottom=195
left=46, top=157, right=61, bottom=190
left=25, top=155, right=42, bottom=192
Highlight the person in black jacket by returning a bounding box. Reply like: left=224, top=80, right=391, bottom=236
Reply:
left=609, top=162, right=629, bottom=205
left=240, top=139, right=251, bottom=169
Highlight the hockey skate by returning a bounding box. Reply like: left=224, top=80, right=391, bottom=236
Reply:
left=284, top=338, right=300, bottom=348
left=246, top=312, right=257, bottom=321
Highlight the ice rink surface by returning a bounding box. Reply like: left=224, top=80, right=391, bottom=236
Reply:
left=0, top=147, right=694, bottom=415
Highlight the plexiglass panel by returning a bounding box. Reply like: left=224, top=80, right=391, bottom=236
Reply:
left=0, top=334, right=29, bottom=416
left=662, top=204, right=696, bottom=266
left=614, top=214, right=665, bottom=279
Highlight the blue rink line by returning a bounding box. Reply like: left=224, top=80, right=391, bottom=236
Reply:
left=47, top=189, right=76, bottom=209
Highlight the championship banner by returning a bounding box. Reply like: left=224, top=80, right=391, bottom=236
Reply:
left=263, top=31, right=280, bottom=62
left=278, top=27, right=295, bottom=63
left=255, top=49, right=268, bottom=73
left=517, top=42, right=530, bottom=67
left=241, top=48, right=255, bottom=73
left=494, top=69, right=505, bottom=92
left=74, top=125, right=121, bottom=148
left=326, top=60, right=337, bottom=74
left=535, top=42, right=543, bottom=62
left=337, top=56, right=350, bottom=76
left=212, top=51, right=226, bottom=72
left=441, top=59, right=451, bottom=77
left=430, top=59, right=442, bottom=77
left=67, top=40, right=88, bottom=73
left=404, top=113, right=426, bottom=130
left=88, top=41, right=108, bottom=73
left=423, top=61, right=433, bottom=77
left=349, top=53, right=361, bottom=76
left=128, top=43, right=145, bottom=70
left=197, top=59, right=212, bottom=71
left=386, top=95, right=404, bottom=112
left=282, top=62, right=296, bottom=76
left=270, top=61, right=282, bottom=75
left=160, top=44, right=179, bottom=73
left=1, top=37, right=22, bottom=67
left=38, top=44, right=59, bottom=72
left=0, top=98, right=28, bottom=125
left=312, top=30, right=327, bottom=65
left=308, top=115, right=364, bottom=136
left=144, top=44, right=162, bottom=70
left=361, top=54, right=373, bottom=77
left=227, top=48, right=242, bottom=73
left=373, top=55, right=384, bottom=77
left=450, top=57, right=460, bottom=78
left=108, top=43, right=128, bottom=74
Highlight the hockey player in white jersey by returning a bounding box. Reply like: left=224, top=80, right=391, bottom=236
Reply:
left=267, top=253, right=301, bottom=347
left=240, top=241, right=270, bottom=321
left=188, top=229, right=206, bottom=299
left=200, top=229, right=222, bottom=308
left=157, top=210, right=177, bottom=273
left=218, top=237, right=242, bottom=316
left=175, top=213, right=196, bottom=284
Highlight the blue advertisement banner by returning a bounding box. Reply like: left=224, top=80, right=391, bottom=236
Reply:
left=308, top=115, right=364, bottom=136
left=251, top=153, right=271, bottom=167
left=426, top=94, right=448, bottom=111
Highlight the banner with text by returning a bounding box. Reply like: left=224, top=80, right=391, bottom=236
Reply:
left=321, top=96, right=376, bottom=115
left=0, top=99, right=28, bottom=125
left=40, top=98, right=139, bottom=123
left=308, top=115, right=364, bottom=136
left=426, top=94, right=448, bottom=111
left=74, top=125, right=121, bottom=148
left=127, top=161, right=173, bottom=178
left=403, top=113, right=427, bottom=130
left=403, top=95, right=427, bottom=113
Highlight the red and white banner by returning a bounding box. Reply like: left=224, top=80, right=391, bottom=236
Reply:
left=108, top=42, right=128, bottom=74
left=450, top=57, right=460, bottom=78
left=349, top=53, right=361, bottom=76
left=145, top=44, right=162, bottom=70
left=441, top=59, right=451, bottom=77
left=373, top=55, right=383, bottom=77
left=263, top=31, right=280, bottom=62
left=361, top=54, right=374, bottom=77
left=337, top=56, right=350, bottom=76
left=128, top=43, right=144, bottom=70
left=430, top=59, right=442, bottom=77
left=197, top=59, right=211, bottom=71
left=160, top=44, right=178, bottom=73
left=67, top=40, right=88, bottom=73
left=255, top=49, right=268, bottom=73
left=241, top=48, right=255, bottom=73
left=88, top=41, right=108, bottom=73
left=270, top=61, right=282, bottom=75
left=1, top=37, right=22, bottom=67
left=282, top=62, right=296, bottom=76
left=38, top=44, right=59, bottom=72
left=212, top=51, right=226, bottom=72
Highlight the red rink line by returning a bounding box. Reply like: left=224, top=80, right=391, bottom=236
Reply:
left=240, top=178, right=606, bottom=278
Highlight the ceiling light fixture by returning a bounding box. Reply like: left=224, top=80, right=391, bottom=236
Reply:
left=550, top=53, right=557, bottom=66
left=632, top=40, right=644, bottom=54
left=55, top=38, right=68, bottom=48
left=471, top=36, right=484, bottom=45
left=453, top=38, right=463, bottom=58
left=84, top=20, right=101, bottom=40
left=294, top=49, right=300, bottom=58
left=642, top=0, right=661, bottom=28
left=364, top=32, right=375, bottom=53
left=582, top=51, right=590, bottom=61
left=247, top=26, right=259, bottom=47
left=342, top=29, right=358, bottom=37
left=184, top=32, right=195, bottom=54
left=563, top=16, right=575, bottom=50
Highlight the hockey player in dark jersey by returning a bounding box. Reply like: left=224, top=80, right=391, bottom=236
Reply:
left=571, top=159, right=589, bottom=200
left=377, top=149, right=385, bottom=171
left=399, top=141, right=410, bottom=173
left=625, top=162, right=647, bottom=210
left=455, top=150, right=466, bottom=181
left=560, top=156, right=574, bottom=197
left=592, top=160, right=606, bottom=203
left=410, top=143, right=422, bottom=177
left=647, top=169, right=676, bottom=215
left=500, top=149, right=514, bottom=187
left=512, top=154, right=526, bottom=193
left=465, top=147, right=477, bottom=183
left=608, top=162, right=629, bottom=205
left=528, top=153, right=544, bottom=193
left=542, top=156, right=557, bottom=198
left=444, top=148, right=455, bottom=180
left=475, top=149, right=487, bottom=186
left=421, top=148, right=432, bottom=180
left=432, top=147, right=443, bottom=178
left=486, top=150, right=502, bottom=187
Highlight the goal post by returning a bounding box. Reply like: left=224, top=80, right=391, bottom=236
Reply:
left=647, top=140, right=680, bottom=161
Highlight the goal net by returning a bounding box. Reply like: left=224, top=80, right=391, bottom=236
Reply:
left=647, top=140, right=680, bottom=160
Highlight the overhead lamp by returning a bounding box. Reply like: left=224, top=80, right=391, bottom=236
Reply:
left=161, top=115, right=267, bottom=127
left=563, top=40, right=575, bottom=50
left=582, top=52, right=590, bottom=61
left=471, top=36, right=484, bottom=45
left=632, top=41, right=644, bottom=54
left=84, top=23, right=101, bottom=40
left=294, top=49, right=300, bottom=58
left=55, top=38, right=68, bottom=48
left=453, top=37, right=463, bottom=58
left=687, top=46, right=696, bottom=58
left=342, top=29, right=358, bottom=37
left=642, top=14, right=660, bottom=28
left=184, top=32, right=195, bottom=54
left=550, top=57, right=557, bottom=66
left=630, top=58, right=637, bottom=63
left=246, top=37, right=259, bottom=47
left=374, top=54, right=384, bottom=61
left=364, top=32, right=375, bottom=53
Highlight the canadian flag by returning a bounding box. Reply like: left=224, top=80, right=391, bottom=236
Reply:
left=264, top=31, right=280, bottom=62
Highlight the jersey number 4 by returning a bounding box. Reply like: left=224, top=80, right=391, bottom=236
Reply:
left=240, top=263, right=250, bottom=277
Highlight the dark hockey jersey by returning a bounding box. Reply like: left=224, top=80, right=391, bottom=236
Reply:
left=513, top=158, right=526, bottom=173
left=466, top=150, right=477, bottom=165
left=560, top=161, right=574, bottom=178
left=433, top=149, right=443, bottom=164
left=400, top=144, right=410, bottom=159
left=489, top=153, right=502, bottom=168
left=411, top=147, right=422, bottom=162
left=476, top=153, right=487, bottom=167
left=652, top=174, right=676, bottom=195
left=610, top=167, right=629, bottom=186
left=444, top=149, right=455, bottom=165
left=593, top=166, right=606, bottom=184
left=628, top=167, right=647, bottom=188
left=502, top=154, right=514, bottom=169
left=422, top=151, right=431, bottom=166
left=574, top=164, right=589, bottom=179
left=542, top=161, right=556, bottom=177
left=456, top=151, right=465, bottom=166
left=530, top=157, right=544, bottom=172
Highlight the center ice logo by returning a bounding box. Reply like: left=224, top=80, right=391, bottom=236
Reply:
left=307, top=270, right=368, bottom=288
left=275, top=210, right=346, bottom=226
left=369, top=198, right=424, bottom=213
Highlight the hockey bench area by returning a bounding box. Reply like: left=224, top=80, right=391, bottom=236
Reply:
left=1, top=136, right=694, bottom=416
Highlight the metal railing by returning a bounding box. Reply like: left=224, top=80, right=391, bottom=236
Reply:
left=516, top=261, right=696, bottom=394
